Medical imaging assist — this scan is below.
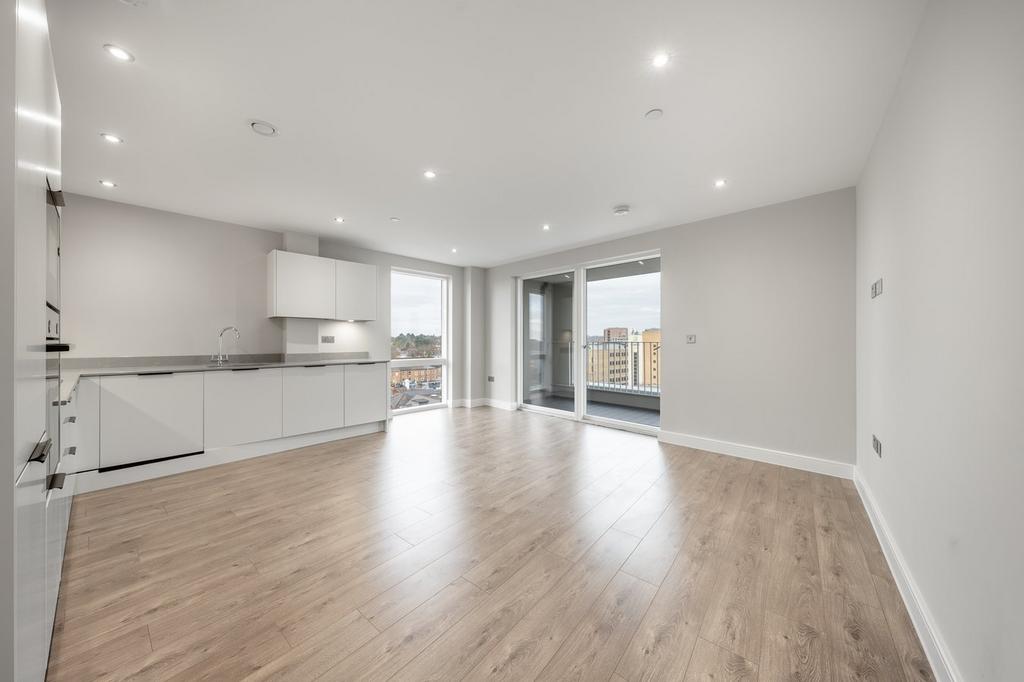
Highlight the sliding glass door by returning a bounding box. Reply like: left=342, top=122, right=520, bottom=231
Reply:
left=583, top=258, right=661, bottom=428
left=520, top=271, right=576, bottom=414
left=517, top=254, right=660, bottom=432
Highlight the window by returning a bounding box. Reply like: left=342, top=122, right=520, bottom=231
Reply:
left=390, top=270, right=449, bottom=411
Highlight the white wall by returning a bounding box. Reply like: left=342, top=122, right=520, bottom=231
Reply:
left=0, top=0, right=16, bottom=674
left=856, top=1, right=1024, bottom=679
left=61, top=194, right=284, bottom=358
left=486, top=189, right=856, bottom=465
left=317, top=240, right=470, bottom=401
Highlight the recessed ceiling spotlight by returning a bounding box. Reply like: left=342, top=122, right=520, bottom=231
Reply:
left=99, top=179, right=117, bottom=188
left=451, top=248, right=457, bottom=253
left=651, top=52, right=670, bottom=69
left=389, top=217, right=401, bottom=222
left=100, top=132, right=124, bottom=144
left=613, top=204, right=631, bottom=216
left=249, top=119, right=278, bottom=137
left=542, top=224, right=551, bottom=231
left=563, top=274, right=571, bottom=279
left=333, top=216, right=345, bottom=223
left=638, top=260, right=645, bottom=265
left=644, top=108, right=663, bottom=120
left=714, top=178, right=728, bottom=189
left=103, top=44, right=134, bottom=62
left=346, top=320, right=355, bottom=323
left=423, top=170, right=437, bottom=179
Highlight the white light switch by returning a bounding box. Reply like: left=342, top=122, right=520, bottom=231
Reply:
left=686, top=335, right=697, bottom=344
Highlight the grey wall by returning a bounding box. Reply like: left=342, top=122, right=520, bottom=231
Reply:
left=61, top=194, right=284, bottom=358
left=317, top=240, right=469, bottom=401
left=856, top=0, right=1024, bottom=679
left=463, top=266, right=487, bottom=404
left=57, top=196, right=480, bottom=400
left=486, top=188, right=856, bottom=464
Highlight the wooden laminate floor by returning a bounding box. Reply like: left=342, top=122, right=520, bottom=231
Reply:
left=48, top=408, right=934, bottom=681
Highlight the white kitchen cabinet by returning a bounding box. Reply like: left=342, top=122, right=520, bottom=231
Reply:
left=335, top=260, right=378, bottom=321
left=344, top=363, right=388, bottom=426
left=43, top=464, right=68, bottom=652
left=204, top=368, right=283, bottom=448
left=283, top=365, right=345, bottom=436
left=68, top=377, right=100, bottom=472
left=99, top=373, right=205, bottom=468
left=267, top=249, right=336, bottom=319
left=15, top=459, right=48, bottom=682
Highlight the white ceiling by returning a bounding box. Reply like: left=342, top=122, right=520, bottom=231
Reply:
left=48, top=0, right=925, bottom=267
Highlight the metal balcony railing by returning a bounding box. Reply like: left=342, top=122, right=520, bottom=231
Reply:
left=585, top=340, right=661, bottom=396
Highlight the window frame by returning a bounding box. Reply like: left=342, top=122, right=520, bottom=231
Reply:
left=389, top=267, right=451, bottom=413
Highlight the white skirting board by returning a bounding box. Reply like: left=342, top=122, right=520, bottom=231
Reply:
left=482, top=398, right=516, bottom=411
left=658, top=429, right=855, bottom=479
left=455, top=398, right=516, bottom=410
left=854, top=474, right=960, bottom=682
left=72, top=421, right=384, bottom=494
left=452, top=398, right=489, bottom=408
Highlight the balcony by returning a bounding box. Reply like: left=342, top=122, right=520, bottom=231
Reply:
left=525, top=340, right=660, bottom=427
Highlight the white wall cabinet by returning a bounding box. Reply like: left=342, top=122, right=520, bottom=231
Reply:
left=336, top=260, right=378, bottom=321
left=204, top=368, right=283, bottom=448
left=283, top=365, right=345, bottom=436
left=99, top=373, right=205, bottom=468
left=267, top=249, right=336, bottom=319
left=345, top=363, right=388, bottom=426
left=267, top=249, right=378, bottom=321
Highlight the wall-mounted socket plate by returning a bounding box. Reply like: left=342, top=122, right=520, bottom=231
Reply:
left=871, top=278, right=884, bottom=299
left=686, top=334, right=697, bottom=344
left=872, top=434, right=882, bottom=457
left=321, top=335, right=335, bottom=344
left=487, top=376, right=495, bottom=382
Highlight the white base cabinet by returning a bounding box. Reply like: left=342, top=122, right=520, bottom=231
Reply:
left=283, top=365, right=345, bottom=436
left=76, top=361, right=387, bottom=475
left=204, top=368, right=283, bottom=448
left=99, top=373, right=205, bottom=468
left=68, top=377, right=100, bottom=472
left=345, top=363, right=388, bottom=426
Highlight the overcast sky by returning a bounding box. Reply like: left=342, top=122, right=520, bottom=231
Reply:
left=391, top=272, right=443, bottom=335
left=586, top=272, right=660, bottom=336
left=390, top=270, right=660, bottom=338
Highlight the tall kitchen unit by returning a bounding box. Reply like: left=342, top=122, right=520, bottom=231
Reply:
left=8, top=0, right=71, bottom=679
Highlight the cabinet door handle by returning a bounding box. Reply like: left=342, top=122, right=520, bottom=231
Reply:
left=65, top=446, right=77, bottom=456
left=357, top=362, right=378, bottom=365
left=46, top=473, right=66, bottom=491
left=231, top=367, right=261, bottom=372
left=303, top=364, right=327, bottom=368
left=64, top=416, right=76, bottom=424
left=138, top=371, right=173, bottom=376
left=29, top=438, right=52, bottom=463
